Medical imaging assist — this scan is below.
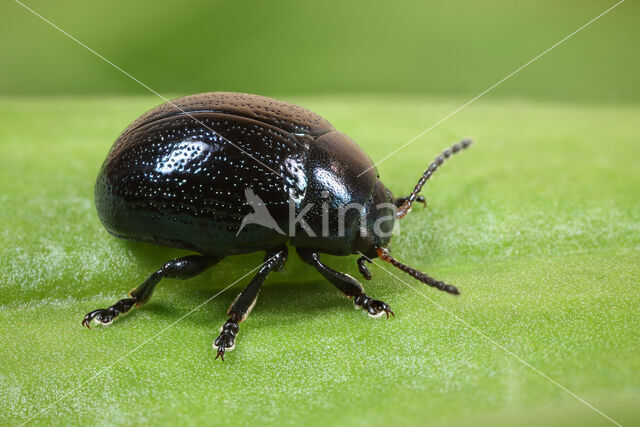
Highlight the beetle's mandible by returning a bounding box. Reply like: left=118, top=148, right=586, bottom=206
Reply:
left=83, top=92, right=472, bottom=360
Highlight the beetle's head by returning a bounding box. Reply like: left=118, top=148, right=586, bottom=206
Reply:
left=352, top=139, right=473, bottom=296
left=353, top=178, right=395, bottom=258
left=352, top=177, right=459, bottom=295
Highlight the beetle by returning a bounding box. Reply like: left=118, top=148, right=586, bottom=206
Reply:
left=83, top=92, right=472, bottom=360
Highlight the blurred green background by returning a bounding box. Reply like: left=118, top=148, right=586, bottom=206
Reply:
left=1, top=0, right=638, bottom=102
left=1, top=1, right=639, bottom=426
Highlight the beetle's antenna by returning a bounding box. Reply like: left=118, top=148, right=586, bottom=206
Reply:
left=376, top=247, right=460, bottom=295
left=396, top=138, right=472, bottom=219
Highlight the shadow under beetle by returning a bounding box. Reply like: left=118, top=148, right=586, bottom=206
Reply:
left=83, top=92, right=472, bottom=360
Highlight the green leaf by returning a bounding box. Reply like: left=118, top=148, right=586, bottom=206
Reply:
left=1, top=95, right=638, bottom=426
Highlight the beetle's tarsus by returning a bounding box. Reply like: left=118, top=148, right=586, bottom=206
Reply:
left=354, top=293, right=394, bottom=319
left=82, top=298, right=135, bottom=328
left=214, top=318, right=239, bottom=362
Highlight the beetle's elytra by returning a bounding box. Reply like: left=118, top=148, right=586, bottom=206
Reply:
left=83, top=92, right=472, bottom=360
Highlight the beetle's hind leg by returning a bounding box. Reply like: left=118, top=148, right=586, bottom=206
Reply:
left=297, top=248, right=393, bottom=319
left=214, top=246, right=288, bottom=361
left=82, top=255, right=222, bottom=328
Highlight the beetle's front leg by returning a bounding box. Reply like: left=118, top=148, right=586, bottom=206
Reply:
left=214, top=246, right=288, bottom=361
left=297, top=248, right=393, bottom=319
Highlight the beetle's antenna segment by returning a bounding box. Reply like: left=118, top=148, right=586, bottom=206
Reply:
left=396, top=138, right=472, bottom=218
left=376, top=248, right=460, bottom=295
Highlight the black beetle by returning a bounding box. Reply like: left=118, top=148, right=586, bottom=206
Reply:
left=83, top=92, right=472, bottom=360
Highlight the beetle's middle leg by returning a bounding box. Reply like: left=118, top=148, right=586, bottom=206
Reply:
left=296, top=248, right=393, bottom=319
left=214, top=245, right=288, bottom=361
left=82, top=255, right=222, bottom=328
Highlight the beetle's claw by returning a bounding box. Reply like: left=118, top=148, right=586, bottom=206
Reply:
left=366, top=300, right=394, bottom=319
left=213, top=335, right=235, bottom=362
left=215, top=347, right=226, bottom=361
left=82, top=308, right=112, bottom=328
